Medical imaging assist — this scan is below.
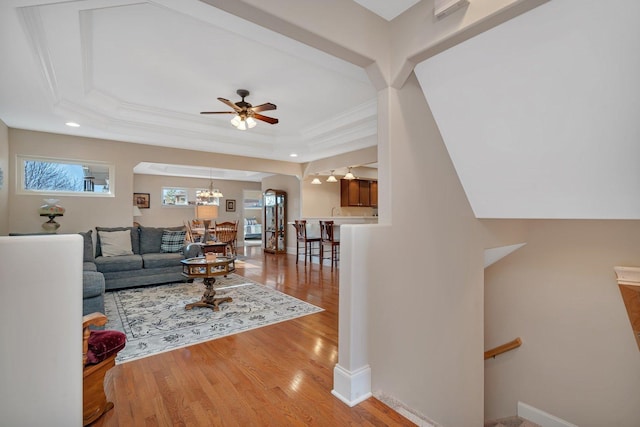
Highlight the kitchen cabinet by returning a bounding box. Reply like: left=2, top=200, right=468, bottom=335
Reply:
left=263, top=189, right=286, bottom=254
left=370, top=180, right=378, bottom=207
left=341, top=179, right=377, bottom=207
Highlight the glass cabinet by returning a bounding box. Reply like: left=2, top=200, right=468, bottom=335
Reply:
left=263, top=189, right=286, bottom=254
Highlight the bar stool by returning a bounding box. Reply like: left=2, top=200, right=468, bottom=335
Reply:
left=319, top=220, right=340, bottom=270
left=293, top=220, right=321, bottom=265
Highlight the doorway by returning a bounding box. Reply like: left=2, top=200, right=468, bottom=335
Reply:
left=242, top=189, right=263, bottom=246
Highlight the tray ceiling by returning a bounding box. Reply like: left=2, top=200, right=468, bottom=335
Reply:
left=0, top=0, right=377, bottom=164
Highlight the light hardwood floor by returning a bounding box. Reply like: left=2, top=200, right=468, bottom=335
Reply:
left=92, top=246, right=415, bottom=426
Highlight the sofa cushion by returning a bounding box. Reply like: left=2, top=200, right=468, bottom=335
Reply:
left=83, top=261, right=97, bottom=272
left=139, top=225, right=184, bottom=254
left=142, top=252, right=183, bottom=269
left=161, top=230, right=187, bottom=253
left=95, top=226, right=140, bottom=256
left=95, top=254, right=143, bottom=273
left=98, top=230, right=134, bottom=257
left=83, top=270, right=105, bottom=299
left=79, top=230, right=95, bottom=262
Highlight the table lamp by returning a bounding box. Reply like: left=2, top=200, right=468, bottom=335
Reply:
left=38, top=198, right=65, bottom=233
left=195, top=204, right=218, bottom=242
left=133, top=205, right=143, bottom=226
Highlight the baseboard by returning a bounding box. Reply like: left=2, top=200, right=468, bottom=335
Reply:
left=331, top=364, right=372, bottom=407
left=517, top=401, right=577, bottom=427
left=374, top=392, right=439, bottom=427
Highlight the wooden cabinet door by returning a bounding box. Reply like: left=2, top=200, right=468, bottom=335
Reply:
left=348, top=180, right=361, bottom=206
left=370, top=181, right=378, bottom=207
left=341, top=179, right=377, bottom=206
left=341, top=180, right=350, bottom=206
left=358, top=180, right=370, bottom=206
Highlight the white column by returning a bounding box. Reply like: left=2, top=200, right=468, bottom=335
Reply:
left=332, top=224, right=372, bottom=406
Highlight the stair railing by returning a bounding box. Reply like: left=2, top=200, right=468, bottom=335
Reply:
left=484, top=337, right=522, bottom=360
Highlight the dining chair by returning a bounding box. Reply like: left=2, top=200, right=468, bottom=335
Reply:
left=293, top=220, right=321, bottom=265
left=214, top=221, right=239, bottom=257
left=319, top=220, right=340, bottom=270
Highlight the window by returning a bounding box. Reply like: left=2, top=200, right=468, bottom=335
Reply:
left=18, top=155, right=113, bottom=196
left=162, top=187, right=189, bottom=206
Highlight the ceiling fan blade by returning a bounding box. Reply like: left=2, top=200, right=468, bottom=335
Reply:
left=217, top=97, right=242, bottom=112
left=254, top=113, right=279, bottom=125
left=250, top=102, right=277, bottom=113
left=200, top=111, right=235, bottom=114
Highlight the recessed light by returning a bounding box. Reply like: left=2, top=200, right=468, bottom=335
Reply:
left=289, top=153, right=298, bottom=158
left=65, top=122, right=80, bottom=127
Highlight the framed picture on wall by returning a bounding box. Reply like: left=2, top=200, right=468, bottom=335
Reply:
left=133, top=193, right=150, bottom=209
left=226, top=199, right=236, bottom=212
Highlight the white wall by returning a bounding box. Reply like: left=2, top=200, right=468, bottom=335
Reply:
left=0, top=234, right=83, bottom=426
left=367, top=74, right=484, bottom=426
left=7, top=129, right=300, bottom=235
left=484, top=220, right=640, bottom=427
left=415, top=0, right=640, bottom=219
left=0, top=119, right=8, bottom=235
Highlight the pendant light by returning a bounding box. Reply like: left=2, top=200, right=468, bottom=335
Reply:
left=201, top=169, right=224, bottom=199
left=326, top=170, right=338, bottom=182
left=311, top=174, right=322, bottom=185
left=344, top=167, right=355, bottom=180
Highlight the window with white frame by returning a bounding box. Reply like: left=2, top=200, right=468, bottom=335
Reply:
left=17, top=155, right=114, bottom=196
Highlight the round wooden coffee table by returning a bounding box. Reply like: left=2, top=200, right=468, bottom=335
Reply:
left=181, top=256, right=235, bottom=311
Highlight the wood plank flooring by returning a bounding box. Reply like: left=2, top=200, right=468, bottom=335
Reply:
left=91, top=246, right=415, bottom=426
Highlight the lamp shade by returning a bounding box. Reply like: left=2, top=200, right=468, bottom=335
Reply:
left=344, top=167, right=355, bottom=180
left=195, top=204, right=218, bottom=219
left=132, top=205, right=142, bottom=217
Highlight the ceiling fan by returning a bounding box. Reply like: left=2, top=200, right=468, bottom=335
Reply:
left=200, top=89, right=278, bottom=130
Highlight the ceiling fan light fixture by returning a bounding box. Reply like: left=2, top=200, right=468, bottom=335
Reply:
left=204, top=90, right=277, bottom=130
left=327, top=170, right=338, bottom=182
left=344, top=167, right=355, bottom=180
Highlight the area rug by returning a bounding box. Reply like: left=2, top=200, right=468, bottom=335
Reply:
left=104, top=274, right=323, bottom=363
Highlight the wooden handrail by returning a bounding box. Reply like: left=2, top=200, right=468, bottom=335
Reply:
left=484, top=337, right=522, bottom=360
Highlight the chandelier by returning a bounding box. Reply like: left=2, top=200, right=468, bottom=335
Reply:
left=199, top=170, right=224, bottom=201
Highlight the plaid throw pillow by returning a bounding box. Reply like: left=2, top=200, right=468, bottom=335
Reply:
left=160, top=230, right=186, bottom=253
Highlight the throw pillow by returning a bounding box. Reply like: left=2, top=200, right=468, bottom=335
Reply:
left=161, top=230, right=187, bottom=253
left=139, top=225, right=185, bottom=254
left=98, top=230, right=134, bottom=257
left=95, top=226, right=140, bottom=255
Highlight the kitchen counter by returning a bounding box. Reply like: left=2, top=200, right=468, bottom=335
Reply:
left=290, top=217, right=378, bottom=240
left=300, top=216, right=378, bottom=225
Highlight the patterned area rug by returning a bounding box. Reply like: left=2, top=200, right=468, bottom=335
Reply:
left=104, top=274, right=323, bottom=363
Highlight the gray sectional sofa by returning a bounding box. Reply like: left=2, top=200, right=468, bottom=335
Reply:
left=80, top=230, right=105, bottom=316
left=93, top=225, right=187, bottom=291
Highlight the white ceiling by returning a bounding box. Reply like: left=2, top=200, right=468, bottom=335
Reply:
left=416, top=0, right=640, bottom=219
left=0, top=0, right=378, bottom=178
